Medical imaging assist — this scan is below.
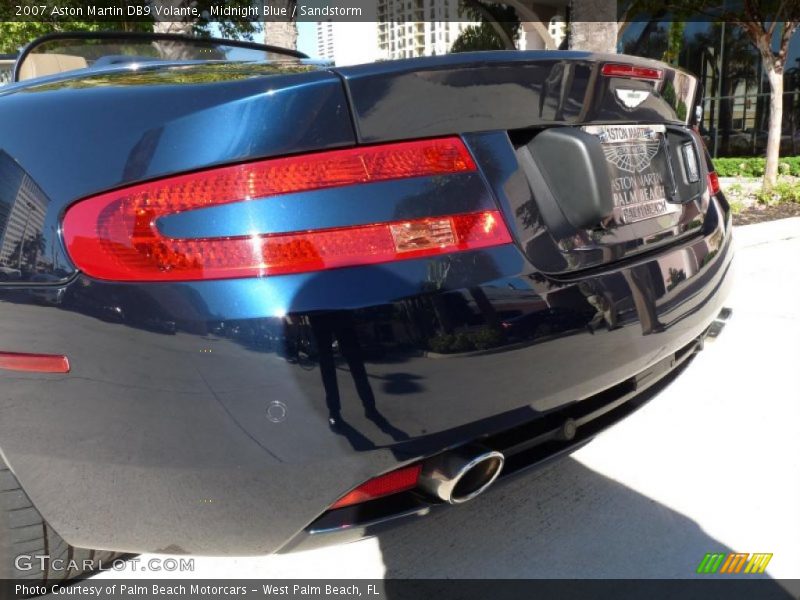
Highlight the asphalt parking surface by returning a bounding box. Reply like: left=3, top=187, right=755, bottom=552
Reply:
left=93, top=218, right=800, bottom=584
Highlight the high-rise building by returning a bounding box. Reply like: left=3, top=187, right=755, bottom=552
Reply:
left=313, top=1, right=565, bottom=65
left=0, top=151, right=49, bottom=271
left=315, top=21, right=381, bottom=66
left=316, top=20, right=336, bottom=61
left=377, top=0, right=476, bottom=60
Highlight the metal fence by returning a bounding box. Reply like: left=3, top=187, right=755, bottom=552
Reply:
left=700, top=89, right=800, bottom=158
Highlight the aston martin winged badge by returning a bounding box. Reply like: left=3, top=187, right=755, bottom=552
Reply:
left=602, top=139, right=662, bottom=174
left=615, top=88, right=650, bottom=109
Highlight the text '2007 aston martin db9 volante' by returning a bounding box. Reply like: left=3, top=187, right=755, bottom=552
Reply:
left=0, top=32, right=732, bottom=583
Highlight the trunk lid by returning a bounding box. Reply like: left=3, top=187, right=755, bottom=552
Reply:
left=335, top=51, right=706, bottom=273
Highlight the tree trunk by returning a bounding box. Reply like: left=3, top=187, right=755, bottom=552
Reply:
left=568, top=0, right=617, bottom=53
left=151, top=1, right=194, bottom=60
left=764, top=66, right=784, bottom=189
left=264, top=1, right=298, bottom=50
left=264, top=22, right=298, bottom=50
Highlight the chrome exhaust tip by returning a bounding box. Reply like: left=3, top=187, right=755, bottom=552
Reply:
left=418, top=446, right=505, bottom=504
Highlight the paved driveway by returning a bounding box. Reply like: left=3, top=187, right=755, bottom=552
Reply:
left=94, top=218, right=800, bottom=583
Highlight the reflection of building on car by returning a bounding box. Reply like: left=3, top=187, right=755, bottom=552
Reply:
left=0, top=150, right=52, bottom=280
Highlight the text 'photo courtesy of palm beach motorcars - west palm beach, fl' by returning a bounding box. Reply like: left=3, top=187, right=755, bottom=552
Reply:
left=0, top=1, right=799, bottom=599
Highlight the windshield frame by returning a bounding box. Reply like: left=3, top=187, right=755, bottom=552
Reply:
left=13, top=30, right=308, bottom=83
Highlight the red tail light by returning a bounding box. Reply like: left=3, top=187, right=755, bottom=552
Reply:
left=0, top=352, right=70, bottom=373
left=63, top=138, right=512, bottom=282
left=601, top=63, right=663, bottom=80
left=708, top=171, right=721, bottom=196
left=330, top=463, right=422, bottom=510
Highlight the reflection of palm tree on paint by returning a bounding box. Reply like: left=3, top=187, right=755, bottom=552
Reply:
left=13, top=231, right=45, bottom=272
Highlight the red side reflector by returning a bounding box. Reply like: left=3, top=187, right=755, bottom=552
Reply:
left=601, top=63, right=663, bottom=80
left=62, top=138, right=511, bottom=282
left=330, top=463, right=422, bottom=510
left=0, top=352, right=69, bottom=373
left=708, top=171, right=721, bottom=196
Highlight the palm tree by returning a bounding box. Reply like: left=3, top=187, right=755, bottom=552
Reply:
left=10, top=232, right=45, bottom=273
left=451, top=1, right=521, bottom=52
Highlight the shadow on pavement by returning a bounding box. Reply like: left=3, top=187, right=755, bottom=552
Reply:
left=59, top=455, right=795, bottom=599
left=374, top=457, right=783, bottom=582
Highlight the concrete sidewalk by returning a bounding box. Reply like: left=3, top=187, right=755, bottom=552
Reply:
left=94, top=218, right=800, bottom=583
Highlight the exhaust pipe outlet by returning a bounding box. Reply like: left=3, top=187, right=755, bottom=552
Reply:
left=418, top=446, right=504, bottom=504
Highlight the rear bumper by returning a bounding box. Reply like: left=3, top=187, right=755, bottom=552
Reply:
left=0, top=202, right=732, bottom=556
left=282, top=327, right=712, bottom=553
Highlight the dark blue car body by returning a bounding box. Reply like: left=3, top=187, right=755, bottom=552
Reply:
left=0, top=45, right=732, bottom=558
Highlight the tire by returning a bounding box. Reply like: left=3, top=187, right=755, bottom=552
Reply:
left=0, top=457, right=119, bottom=582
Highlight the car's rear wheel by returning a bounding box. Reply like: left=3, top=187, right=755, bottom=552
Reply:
left=0, top=456, right=119, bottom=582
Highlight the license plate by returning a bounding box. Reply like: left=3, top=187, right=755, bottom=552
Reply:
left=583, top=124, right=680, bottom=225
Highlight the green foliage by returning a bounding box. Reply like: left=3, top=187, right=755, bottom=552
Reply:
left=713, top=157, right=800, bottom=177
left=661, top=81, right=687, bottom=121
left=651, top=0, right=800, bottom=22
left=754, top=180, right=800, bottom=205
left=0, top=21, right=106, bottom=53
left=211, top=18, right=258, bottom=42
left=727, top=197, right=746, bottom=214
left=26, top=63, right=315, bottom=91
left=662, top=21, right=685, bottom=65
left=714, top=158, right=767, bottom=177
left=192, top=1, right=262, bottom=41
left=451, top=0, right=520, bottom=52
left=470, top=327, right=505, bottom=350
left=428, top=327, right=505, bottom=354
left=428, top=333, right=470, bottom=354
left=720, top=181, right=747, bottom=213
left=451, top=23, right=507, bottom=52
left=0, top=0, right=260, bottom=54
left=725, top=182, right=744, bottom=195
left=639, top=2, right=800, bottom=190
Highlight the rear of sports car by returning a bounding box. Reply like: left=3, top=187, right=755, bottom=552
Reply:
left=0, top=50, right=732, bottom=582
